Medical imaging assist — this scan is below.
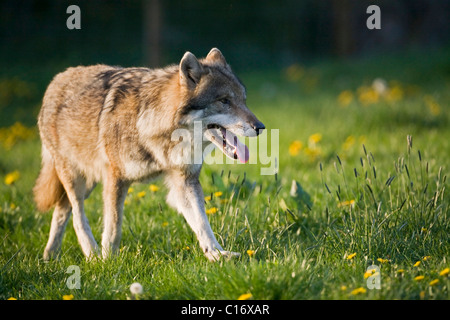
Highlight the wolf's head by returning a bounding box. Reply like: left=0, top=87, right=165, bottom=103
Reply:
left=178, top=48, right=265, bottom=163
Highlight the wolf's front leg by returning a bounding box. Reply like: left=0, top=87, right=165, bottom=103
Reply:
left=165, top=171, right=240, bottom=261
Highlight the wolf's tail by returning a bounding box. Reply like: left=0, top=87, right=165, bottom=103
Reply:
left=33, top=147, right=66, bottom=212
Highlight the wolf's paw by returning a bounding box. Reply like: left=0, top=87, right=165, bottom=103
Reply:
left=43, top=248, right=59, bottom=262
left=205, top=249, right=241, bottom=262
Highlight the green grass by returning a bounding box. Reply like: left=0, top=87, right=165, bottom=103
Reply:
left=0, top=48, right=449, bottom=300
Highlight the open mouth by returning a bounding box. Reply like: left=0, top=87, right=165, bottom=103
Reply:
left=206, top=124, right=249, bottom=163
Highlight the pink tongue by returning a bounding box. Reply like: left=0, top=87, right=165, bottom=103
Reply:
left=234, top=137, right=249, bottom=163
left=222, top=128, right=249, bottom=163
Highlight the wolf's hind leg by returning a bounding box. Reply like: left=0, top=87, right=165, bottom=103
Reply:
left=43, top=181, right=98, bottom=260
left=43, top=194, right=71, bottom=261
left=55, top=163, right=99, bottom=259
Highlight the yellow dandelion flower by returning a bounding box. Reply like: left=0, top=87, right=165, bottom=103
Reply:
left=124, top=199, right=130, bottom=206
left=62, top=294, right=74, bottom=300
left=424, top=95, right=441, bottom=116
left=308, top=133, right=322, bottom=145
left=162, top=222, right=169, bottom=227
left=289, top=140, right=303, bottom=156
left=439, top=268, right=449, bottom=277
left=422, top=256, right=431, bottom=261
left=377, top=258, right=389, bottom=264
left=350, top=287, right=366, bottom=295
left=0, top=122, right=35, bottom=149
left=214, top=191, right=223, bottom=197
left=127, top=187, right=134, bottom=194
left=338, top=200, right=356, bottom=209
left=10, top=122, right=34, bottom=139
left=413, top=261, right=421, bottom=267
left=285, top=64, right=304, bottom=82
left=303, top=146, right=322, bottom=161
left=206, top=207, right=218, bottom=215
left=183, top=246, right=190, bottom=251
left=397, top=269, right=405, bottom=274
left=137, top=191, right=146, bottom=198
left=357, top=86, right=379, bottom=105
left=414, top=275, right=425, bottom=281
left=337, top=90, right=354, bottom=107
left=4, top=170, right=20, bottom=185
left=340, top=285, right=348, bottom=291
left=385, top=86, right=404, bottom=102
left=346, top=253, right=356, bottom=260
left=342, top=135, right=356, bottom=151
left=237, top=293, right=253, bottom=300
left=149, top=184, right=159, bottom=192
left=429, top=279, right=439, bottom=286
left=421, top=227, right=427, bottom=232
left=204, top=195, right=212, bottom=201
left=358, top=135, right=367, bottom=144
left=364, top=269, right=376, bottom=279
left=7, top=297, right=17, bottom=300
left=247, top=250, right=255, bottom=257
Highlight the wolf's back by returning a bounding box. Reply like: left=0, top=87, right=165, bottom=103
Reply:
left=38, top=64, right=114, bottom=138
left=39, top=65, right=119, bottom=162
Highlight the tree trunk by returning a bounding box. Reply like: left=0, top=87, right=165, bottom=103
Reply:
left=143, top=0, right=162, bottom=67
left=332, top=0, right=354, bottom=57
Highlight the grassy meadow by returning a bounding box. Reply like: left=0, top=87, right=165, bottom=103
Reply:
left=0, top=48, right=449, bottom=300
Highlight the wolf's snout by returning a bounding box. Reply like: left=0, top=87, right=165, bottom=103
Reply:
left=251, top=120, right=265, bottom=136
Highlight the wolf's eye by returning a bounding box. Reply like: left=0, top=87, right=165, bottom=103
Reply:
left=219, top=98, right=230, bottom=105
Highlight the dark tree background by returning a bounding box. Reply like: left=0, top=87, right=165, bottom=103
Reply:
left=0, top=0, right=448, bottom=70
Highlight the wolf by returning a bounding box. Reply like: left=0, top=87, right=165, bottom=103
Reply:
left=33, top=48, right=265, bottom=262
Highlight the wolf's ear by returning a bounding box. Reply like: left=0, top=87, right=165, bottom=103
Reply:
left=179, top=52, right=204, bottom=89
left=205, top=48, right=227, bottom=66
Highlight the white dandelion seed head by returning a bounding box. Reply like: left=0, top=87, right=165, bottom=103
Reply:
left=372, top=78, right=387, bottom=95
left=130, top=282, right=143, bottom=295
